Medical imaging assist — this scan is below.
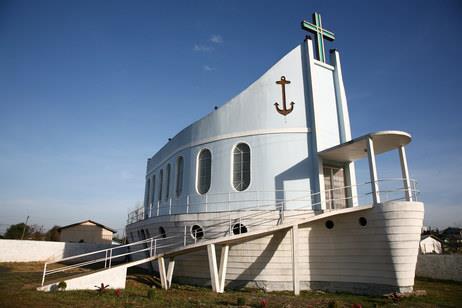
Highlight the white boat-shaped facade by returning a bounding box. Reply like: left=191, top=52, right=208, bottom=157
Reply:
left=125, top=35, right=424, bottom=295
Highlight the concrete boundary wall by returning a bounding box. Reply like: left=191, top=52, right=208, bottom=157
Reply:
left=0, top=239, right=112, bottom=262
left=416, top=254, right=462, bottom=282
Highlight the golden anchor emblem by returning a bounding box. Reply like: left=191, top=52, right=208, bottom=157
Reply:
left=274, top=76, right=294, bottom=116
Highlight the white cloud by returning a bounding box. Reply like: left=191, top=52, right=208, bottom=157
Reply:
left=210, top=34, right=223, bottom=44
left=193, top=44, right=214, bottom=52
left=203, top=65, right=215, bottom=72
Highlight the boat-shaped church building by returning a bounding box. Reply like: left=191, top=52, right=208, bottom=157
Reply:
left=123, top=14, right=424, bottom=295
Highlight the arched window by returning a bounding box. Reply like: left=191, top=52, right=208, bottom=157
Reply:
left=176, top=156, right=184, bottom=197
left=233, top=143, right=251, bottom=191
left=165, top=164, right=171, bottom=200
left=158, top=226, right=167, bottom=238
left=197, top=149, right=211, bottom=194
left=158, top=169, right=163, bottom=201
left=145, top=178, right=151, bottom=207
left=151, top=175, right=156, bottom=205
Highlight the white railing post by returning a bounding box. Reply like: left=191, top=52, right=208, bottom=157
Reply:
left=169, top=198, right=172, bottom=215
left=280, top=200, right=285, bottom=224
left=256, top=191, right=259, bottom=208
left=149, top=203, right=152, bottom=218
left=183, top=225, right=187, bottom=246
left=41, top=263, right=47, bottom=286
left=109, top=249, right=113, bottom=268
left=205, top=194, right=208, bottom=212
left=157, top=200, right=160, bottom=216
left=229, top=214, right=232, bottom=236
left=104, top=250, right=108, bottom=268
left=150, top=238, right=153, bottom=257
left=154, top=239, right=157, bottom=256
left=186, top=195, right=190, bottom=214
left=367, top=137, right=381, bottom=204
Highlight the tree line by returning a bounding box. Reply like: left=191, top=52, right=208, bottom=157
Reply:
left=0, top=223, right=61, bottom=241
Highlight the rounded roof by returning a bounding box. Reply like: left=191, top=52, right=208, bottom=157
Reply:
left=318, top=131, right=412, bottom=162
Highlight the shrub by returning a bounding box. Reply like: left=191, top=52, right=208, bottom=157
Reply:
left=237, top=297, right=246, bottom=306
left=147, top=289, right=159, bottom=300
left=259, top=298, right=268, bottom=308
left=57, top=281, right=67, bottom=291
left=328, top=300, right=340, bottom=308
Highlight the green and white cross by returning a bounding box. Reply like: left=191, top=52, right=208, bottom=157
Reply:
left=301, top=12, right=335, bottom=63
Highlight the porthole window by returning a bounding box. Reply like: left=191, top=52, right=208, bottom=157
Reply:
left=159, top=226, right=167, bottom=238
left=176, top=156, right=184, bottom=197
left=232, top=143, right=251, bottom=191
left=325, top=220, right=334, bottom=229
left=165, top=164, right=171, bottom=200
left=197, top=149, right=212, bottom=194
left=191, top=224, right=204, bottom=240
left=359, top=217, right=367, bottom=226
left=232, top=223, right=248, bottom=235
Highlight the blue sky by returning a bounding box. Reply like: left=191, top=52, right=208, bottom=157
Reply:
left=1, top=0, right=461, bottom=235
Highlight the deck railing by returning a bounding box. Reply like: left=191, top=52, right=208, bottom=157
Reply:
left=127, top=178, right=419, bottom=224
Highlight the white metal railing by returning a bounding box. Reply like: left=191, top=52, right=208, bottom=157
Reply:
left=42, top=178, right=419, bottom=287
left=41, top=234, right=178, bottom=287
left=127, top=178, right=419, bottom=224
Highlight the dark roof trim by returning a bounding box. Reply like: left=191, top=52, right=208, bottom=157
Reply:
left=58, top=220, right=116, bottom=233
left=421, top=234, right=443, bottom=242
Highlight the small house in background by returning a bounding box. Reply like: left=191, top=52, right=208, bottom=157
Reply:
left=58, top=220, right=116, bottom=244
left=420, top=234, right=443, bottom=254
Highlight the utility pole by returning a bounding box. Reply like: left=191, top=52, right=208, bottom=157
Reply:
left=21, top=216, right=29, bottom=240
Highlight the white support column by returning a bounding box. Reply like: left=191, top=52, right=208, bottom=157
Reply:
left=218, top=245, right=229, bottom=293
left=207, top=244, right=220, bottom=293
left=398, top=145, right=413, bottom=201
left=366, top=137, right=381, bottom=204
left=158, top=257, right=168, bottom=290
left=318, top=158, right=327, bottom=210
left=166, top=258, right=175, bottom=289
left=291, top=225, right=300, bottom=295
left=344, top=162, right=358, bottom=207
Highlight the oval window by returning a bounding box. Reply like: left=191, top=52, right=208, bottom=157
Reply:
left=197, top=149, right=212, bottom=194
left=176, top=156, right=184, bottom=197
left=232, top=143, right=251, bottom=191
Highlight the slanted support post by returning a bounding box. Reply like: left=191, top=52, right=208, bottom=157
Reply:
left=207, top=244, right=220, bottom=293
left=207, top=244, right=228, bottom=293
left=166, top=258, right=175, bottom=289
left=291, top=225, right=300, bottom=295
left=218, top=245, right=229, bottom=293
left=158, top=257, right=168, bottom=290
left=398, top=145, right=413, bottom=201
left=366, top=137, right=381, bottom=204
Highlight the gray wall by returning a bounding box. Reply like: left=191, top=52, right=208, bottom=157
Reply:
left=416, top=254, right=462, bottom=282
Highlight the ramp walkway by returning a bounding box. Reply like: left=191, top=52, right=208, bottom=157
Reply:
left=38, top=177, right=417, bottom=294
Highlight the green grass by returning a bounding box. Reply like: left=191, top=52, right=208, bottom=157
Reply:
left=0, top=262, right=461, bottom=307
